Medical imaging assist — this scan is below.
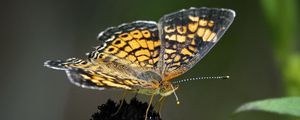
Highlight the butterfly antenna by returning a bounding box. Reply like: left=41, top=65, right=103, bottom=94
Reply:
left=170, top=85, right=180, bottom=105
left=172, top=76, right=229, bottom=84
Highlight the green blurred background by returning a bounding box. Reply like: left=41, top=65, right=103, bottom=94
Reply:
left=1, top=0, right=299, bottom=120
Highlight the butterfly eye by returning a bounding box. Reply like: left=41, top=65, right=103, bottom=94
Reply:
left=159, top=88, right=168, bottom=94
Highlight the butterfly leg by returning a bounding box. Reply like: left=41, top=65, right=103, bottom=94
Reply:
left=153, top=96, right=164, bottom=111
left=134, top=89, right=139, bottom=98
left=158, top=96, right=166, bottom=116
left=112, top=90, right=127, bottom=116
left=145, top=94, right=155, bottom=120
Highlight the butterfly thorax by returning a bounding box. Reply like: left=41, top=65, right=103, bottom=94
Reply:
left=136, top=72, right=177, bottom=97
left=135, top=82, right=177, bottom=96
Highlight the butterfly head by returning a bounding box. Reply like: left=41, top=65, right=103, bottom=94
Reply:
left=159, top=81, right=180, bottom=104
left=159, top=81, right=178, bottom=96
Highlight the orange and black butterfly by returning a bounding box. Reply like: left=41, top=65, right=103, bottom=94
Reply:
left=45, top=7, right=235, bottom=100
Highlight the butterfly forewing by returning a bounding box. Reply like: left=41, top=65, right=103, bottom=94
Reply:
left=158, top=7, right=235, bottom=81
left=89, top=21, right=162, bottom=73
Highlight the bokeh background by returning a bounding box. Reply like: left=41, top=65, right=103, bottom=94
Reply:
left=1, top=0, right=299, bottom=120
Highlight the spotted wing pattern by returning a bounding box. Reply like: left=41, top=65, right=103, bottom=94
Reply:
left=88, top=21, right=161, bottom=73
left=44, top=21, right=163, bottom=91
left=158, top=7, right=235, bottom=81
left=44, top=58, right=159, bottom=90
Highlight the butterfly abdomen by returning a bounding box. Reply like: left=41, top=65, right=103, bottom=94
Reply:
left=137, top=71, right=162, bottom=82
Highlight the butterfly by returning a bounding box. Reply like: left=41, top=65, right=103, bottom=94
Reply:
left=44, top=7, right=235, bottom=101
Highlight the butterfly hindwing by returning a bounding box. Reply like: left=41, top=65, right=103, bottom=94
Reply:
left=158, top=7, right=235, bottom=80
left=44, top=58, right=157, bottom=90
